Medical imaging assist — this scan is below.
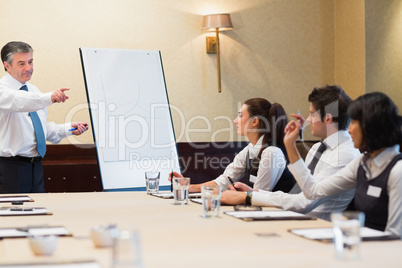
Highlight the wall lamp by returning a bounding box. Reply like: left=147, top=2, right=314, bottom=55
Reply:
left=202, top=14, right=233, bottom=93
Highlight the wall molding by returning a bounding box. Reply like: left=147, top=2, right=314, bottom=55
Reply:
left=43, top=141, right=317, bottom=192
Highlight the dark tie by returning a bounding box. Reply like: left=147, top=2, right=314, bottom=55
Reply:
left=307, top=142, right=327, bottom=174
left=20, top=85, right=46, bottom=157
left=289, top=141, right=327, bottom=194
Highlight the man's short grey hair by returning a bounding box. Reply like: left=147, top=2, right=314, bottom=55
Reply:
left=1, top=41, right=33, bottom=71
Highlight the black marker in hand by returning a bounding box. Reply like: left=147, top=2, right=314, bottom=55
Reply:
left=170, top=170, right=174, bottom=192
left=228, top=177, right=239, bottom=191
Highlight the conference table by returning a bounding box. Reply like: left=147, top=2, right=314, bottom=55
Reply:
left=0, top=191, right=400, bottom=267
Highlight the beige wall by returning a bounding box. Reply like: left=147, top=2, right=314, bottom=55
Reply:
left=334, top=0, right=366, bottom=99
left=4, top=0, right=399, bottom=145
left=0, top=0, right=336, bottom=144
left=365, top=0, right=402, bottom=110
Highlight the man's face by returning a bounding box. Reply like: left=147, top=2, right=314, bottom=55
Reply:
left=4, top=52, right=34, bottom=84
left=306, top=103, right=326, bottom=139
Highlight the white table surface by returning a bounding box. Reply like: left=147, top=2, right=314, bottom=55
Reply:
left=0, top=191, right=400, bottom=268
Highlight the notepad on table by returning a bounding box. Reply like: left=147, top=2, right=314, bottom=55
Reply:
left=289, top=227, right=398, bottom=242
left=190, top=199, right=202, bottom=204
left=151, top=192, right=202, bottom=199
left=224, top=210, right=315, bottom=221
left=0, top=225, right=72, bottom=239
left=0, top=207, right=51, bottom=216
left=0, top=195, right=33, bottom=203
left=0, top=260, right=101, bottom=268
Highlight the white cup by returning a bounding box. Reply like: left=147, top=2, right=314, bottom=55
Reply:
left=145, top=172, right=160, bottom=194
left=28, top=235, right=58, bottom=256
left=172, top=177, right=190, bottom=205
left=331, top=211, right=365, bottom=261
left=112, top=229, right=143, bottom=268
left=201, top=185, right=222, bottom=218
left=90, top=225, right=117, bottom=248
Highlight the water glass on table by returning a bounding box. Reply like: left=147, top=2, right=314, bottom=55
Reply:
left=201, top=185, right=222, bottom=218
left=145, top=171, right=160, bottom=194
left=172, top=177, right=190, bottom=205
left=331, top=211, right=365, bottom=261
left=112, top=229, right=143, bottom=268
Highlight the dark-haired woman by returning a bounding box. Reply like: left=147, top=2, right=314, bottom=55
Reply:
left=284, top=92, right=402, bottom=238
left=172, top=98, right=293, bottom=193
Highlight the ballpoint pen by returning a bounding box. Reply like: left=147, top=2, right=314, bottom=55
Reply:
left=170, top=170, right=173, bottom=192
left=69, top=124, right=88, bottom=131
left=297, top=110, right=303, bottom=141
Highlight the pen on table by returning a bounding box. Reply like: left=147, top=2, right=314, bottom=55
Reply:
left=228, top=177, right=239, bottom=191
left=170, top=170, right=173, bottom=192
left=69, top=124, right=88, bottom=131
left=297, top=110, right=303, bottom=141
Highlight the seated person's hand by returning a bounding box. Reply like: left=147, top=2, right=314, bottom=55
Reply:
left=284, top=119, right=301, bottom=145
left=289, top=112, right=306, bottom=127
left=230, top=182, right=253, bottom=192
left=168, top=172, right=200, bottom=193
left=221, top=190, right=246, bottom=205
left=168, top=171, right=183, bottom=182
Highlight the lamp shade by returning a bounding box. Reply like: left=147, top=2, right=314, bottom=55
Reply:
left=202, top=14, right=233, bottom=31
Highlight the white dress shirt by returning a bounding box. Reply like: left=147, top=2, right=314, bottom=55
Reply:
left=214, top=135, right=286, bottom=191
left=0, top=73, right=72, bottom=157
left=253, top=130, right=361, bottom=220
left=289, top=144, right=402, bottom=238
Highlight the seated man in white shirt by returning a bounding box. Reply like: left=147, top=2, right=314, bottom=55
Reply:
left=283, top=92, right=402, bottom=237
left=221, top=85, right=361, bottom=220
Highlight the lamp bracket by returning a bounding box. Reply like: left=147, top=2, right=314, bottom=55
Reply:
left=206, top=37, right=217, bottom=53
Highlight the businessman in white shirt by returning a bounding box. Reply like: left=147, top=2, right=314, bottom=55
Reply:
left=221, top=85, right=361, bottom=220
left=0, top=41, right=88, bottom=193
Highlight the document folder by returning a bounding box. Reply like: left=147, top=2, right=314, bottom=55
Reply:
left=0, top=207, right=52, bottom=216
left=224, top=210, right=315, bottom=221
left=0, top=225, right=72, bottom=239
left=0, top=195, right=33, bottom=203
left=0, top=260, right=100, bottom=268
left=289, top=227, right=399, bottom=242
left=151, top=192, right=201, bottom=199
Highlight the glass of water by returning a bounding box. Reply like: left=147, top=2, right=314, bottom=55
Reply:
left=172, top=177, right=190, bottom=205
left=145, top=172, right=160, bottom=194
left=112, top=229, right=143, bottom=268
left=331, top=211, right=365, bottom=261
left=201, top=185, right=222, bottom=218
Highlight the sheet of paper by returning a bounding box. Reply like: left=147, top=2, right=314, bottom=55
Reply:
left=0, top=229, right=26, bottom=238
left=290, top=227, right=393, bottom=240
left=0, top=195, right=32, bottom=202
left=290, top=228, right=334, bottom=240
left=225, top=210, right=309, bottom=219
left=0, top=226, right=71, bottom=238
left=29, top=227, right=71, bottom=236
left=151, top=192, right=201, bottom=199
left=0, top=260, right=101, bottom=268
left=0, top=207, right=51, bottom=216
